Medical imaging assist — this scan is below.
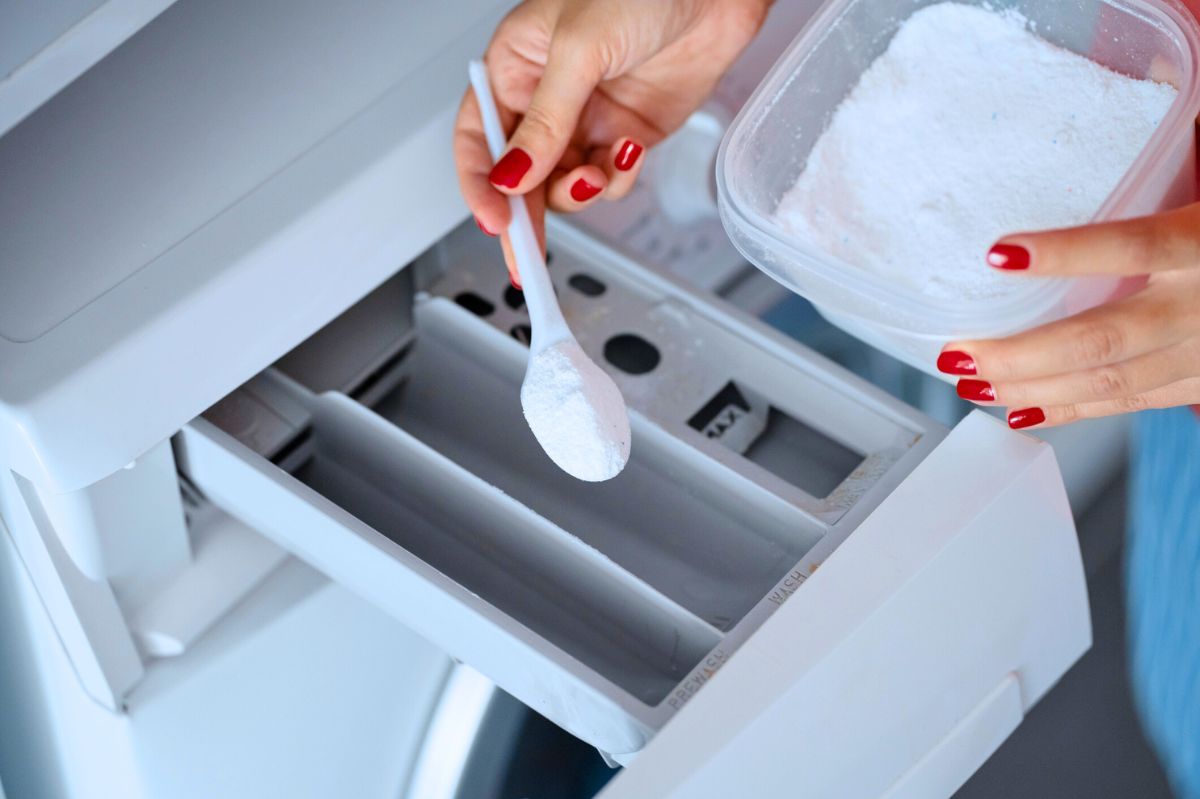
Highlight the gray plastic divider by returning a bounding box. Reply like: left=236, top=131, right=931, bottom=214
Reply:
left=368, top=297, right=828, bottom=631
left=294, top=391, right=722, bottom=705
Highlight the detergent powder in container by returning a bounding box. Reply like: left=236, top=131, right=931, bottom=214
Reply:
left=717, top=0, right=1200, bottom=378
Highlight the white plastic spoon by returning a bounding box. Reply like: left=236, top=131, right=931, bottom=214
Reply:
left=468, top=60, right=631, bottom=482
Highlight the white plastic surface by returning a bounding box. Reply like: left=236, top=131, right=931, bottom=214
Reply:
left=0, top=0, right=510, bottom=494
left=883, top=676, right=1022, bottom=799
left=0, top=515, right=455, bottom=799
left=130, top=508, right=287, bottom=657
left=0, top=0, right=178, bottom=137
left=1, top=474, right=143, bottom=711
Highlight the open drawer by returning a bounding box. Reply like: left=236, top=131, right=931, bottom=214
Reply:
left=176, top=220, right=948, bottom=756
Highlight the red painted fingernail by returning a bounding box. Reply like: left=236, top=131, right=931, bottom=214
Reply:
left=1008, top=407, right=1046, bottom=430
left=615, top=140, right=643, bottom=171
left=475, top=216, right=496, bottom=237
left=570, top=178, right=602, bottom=202
left=956, top=379, right=996, bottom=402
left=489, top=148, right=532, bottom=189
left=937, top=350, right=977, bottom=375
left=987, top=243, right=1030, bottom=270
left=509, top=274, right=522, bottom=290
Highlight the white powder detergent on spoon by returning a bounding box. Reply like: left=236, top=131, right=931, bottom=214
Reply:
left=469, top=60, right=632, bottom=482
left=521, top=341, right=631, bottom=483
left=774, top=2, right=1178, bottom=300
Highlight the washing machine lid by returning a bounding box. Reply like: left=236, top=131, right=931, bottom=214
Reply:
left=0, top=0, right=507, bottom=491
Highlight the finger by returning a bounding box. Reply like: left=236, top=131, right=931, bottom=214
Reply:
left=498, top=186, right=548, bottom=288
left=546, top=164, right=608, bottom=212
left=940, top=284, right=1195, bottom=381
left=597, top=137, right=646, bottom=200
left=454, top=90, right=512, bottom=235
left=960, top=338, right=1200, bottom=407
left=545, top=137, right=647, bottom=208
left=1006, top=377, right=1200, bottom=429
left=499, top=236, right=520, bottom=288
left=488, top=37, right=607, bottom=195
left=988, top=203, right=1200, bottom=277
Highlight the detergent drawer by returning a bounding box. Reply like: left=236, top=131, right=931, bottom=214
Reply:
left=176, top=219, right=944, bottom=757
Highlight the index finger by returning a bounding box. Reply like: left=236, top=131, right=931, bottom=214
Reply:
left=990, top=203, right=1200, bottom=277
left=940, top=283, right=1190, bottom=381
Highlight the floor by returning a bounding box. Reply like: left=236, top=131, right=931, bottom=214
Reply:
left=954, top=474, right=1174, bottom=799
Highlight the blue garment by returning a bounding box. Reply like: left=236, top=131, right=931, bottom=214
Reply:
left=1129, top=406, right=1200, bottom=798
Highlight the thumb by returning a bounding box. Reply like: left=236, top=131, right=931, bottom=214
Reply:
left=488, top=41, right=606, bottom=195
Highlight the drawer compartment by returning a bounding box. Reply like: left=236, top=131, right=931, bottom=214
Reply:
left=178, top=300, right=827, bottom=755
left=180, top=386, right=733, bottom=751
left=181, top=222, right=945, bottom=756
left=293, top=392, right=721, bottom=705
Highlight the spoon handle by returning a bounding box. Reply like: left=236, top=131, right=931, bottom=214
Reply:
left=468, top=60, right=569, bottom=349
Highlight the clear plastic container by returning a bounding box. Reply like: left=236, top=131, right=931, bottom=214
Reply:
left=717, top=0, right=1200, bottom=377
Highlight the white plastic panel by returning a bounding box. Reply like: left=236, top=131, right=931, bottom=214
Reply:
left=0, top=0, right=177, bottom=137
left=1, top=0, right=502, bottom=343
left=0, top=0, right=510, bottom=494
left=2, top=0, right=107, bottom=79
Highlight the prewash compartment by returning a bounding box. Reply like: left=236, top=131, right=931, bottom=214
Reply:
left=289, top=392, right=721, bottom=705
left=367, top=297, right=827, bottom=632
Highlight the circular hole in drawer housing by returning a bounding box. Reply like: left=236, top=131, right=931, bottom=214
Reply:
left=454, top=292, right=495, bottom=317
left=568, top=273, right=607, bottom=297
left=604, top=333, right=660, bottom=375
